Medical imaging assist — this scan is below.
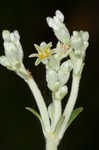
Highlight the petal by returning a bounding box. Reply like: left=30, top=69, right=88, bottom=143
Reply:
left=35, top=58, right=41, bottom=66
left=34, top=44, right=42, bottom=53
left=46, top=42, right=52, bottom=49
left=40, top=42, right=47, bottom=49
left=29, top=53, right=38, bottom=58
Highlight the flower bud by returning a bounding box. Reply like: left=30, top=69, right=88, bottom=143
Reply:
left=46, top=10, right=70, bottom=44
left=0, top=30, right=27, bottom=80
left=70, top=31, right=89, bottom=58
left=54, top=86, right=68, bottom=101
left=46, top=70, right=60, bottom=91
left=58, top=60, right=72, bottom=86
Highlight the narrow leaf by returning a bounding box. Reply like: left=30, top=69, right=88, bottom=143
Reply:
left=25, top=107, right=41, bottom=121
left=66, top=107, right=83, bottom=130
left=25, top=107, right=46, bottom=135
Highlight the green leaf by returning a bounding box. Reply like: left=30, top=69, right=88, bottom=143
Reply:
left=25, top=107, right=42, bottom=121
left=25, top=107, right=46, bottom=134
left=66, top=107, right=83, bottom=130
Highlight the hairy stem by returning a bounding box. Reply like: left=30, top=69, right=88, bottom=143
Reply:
left=46, top=137, right=58, bottom=150
left=26, top=77, right=50, bottom=132
left=58, top=75, right=80, bottom=140
left=51, top=100, right=62, bottom=131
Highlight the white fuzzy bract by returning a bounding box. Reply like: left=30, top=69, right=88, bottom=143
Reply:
left=46, top=10, right=70, bottom=44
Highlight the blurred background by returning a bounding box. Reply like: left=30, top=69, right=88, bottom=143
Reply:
left=0, top=0, right=99, bottom=150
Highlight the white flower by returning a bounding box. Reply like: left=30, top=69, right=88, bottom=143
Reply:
left=46, top=10, right=70, bottom=44
left=70, top=31, right=89, bottom=58
left=0, top=30, right=27, bottom=79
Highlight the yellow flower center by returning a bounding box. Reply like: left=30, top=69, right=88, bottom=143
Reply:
left=37, top=48, right=51, bottom=60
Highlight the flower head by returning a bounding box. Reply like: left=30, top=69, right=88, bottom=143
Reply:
left=46, top=10, right=70, bottom=44
left=70, top=31, right=89, bottom=58
left=70, top=31, right=89, bottom=75
left=0, top=30, right=28, bottom=79
left=29, top=42, right=56, bottom=65
left=0, top=30, right=23, bottom=69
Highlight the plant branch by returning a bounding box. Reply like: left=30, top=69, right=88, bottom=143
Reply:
left=58, top=74, right=81, bottom=140
left=26, top=77, right=51, bottom=132
left=51, top=100, right=62, bottom=131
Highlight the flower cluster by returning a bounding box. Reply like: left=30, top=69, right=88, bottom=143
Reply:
left=29, top=10, right=89, bottom=100
left=0, top=10, right=89, bottom=94
left=0, top=30, right=28, bottom=80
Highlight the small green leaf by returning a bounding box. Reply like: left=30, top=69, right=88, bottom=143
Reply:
left=66, top=107, right=83, bottom=130
left=25, top=107, right=41, bottom=121
left=25, top=107, right=46, bottom=134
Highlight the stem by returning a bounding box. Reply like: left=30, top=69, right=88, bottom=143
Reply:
left=46, top=138, right=58, bottom=150
left=58, top=75, right=80, bottom=140
left=51, top=100, right=62, bottom=131
left=26, top=77, right=50, bottom=132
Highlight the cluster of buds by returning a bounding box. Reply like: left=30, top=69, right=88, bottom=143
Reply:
left=29, top=10, right=89, bottom=101
left=0, top=30, right=29, bottom=80
left=28, top=10, right=89, bottom=137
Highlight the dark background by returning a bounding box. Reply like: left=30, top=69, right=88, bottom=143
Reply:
left=0, top=0, right=98, bottom=150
